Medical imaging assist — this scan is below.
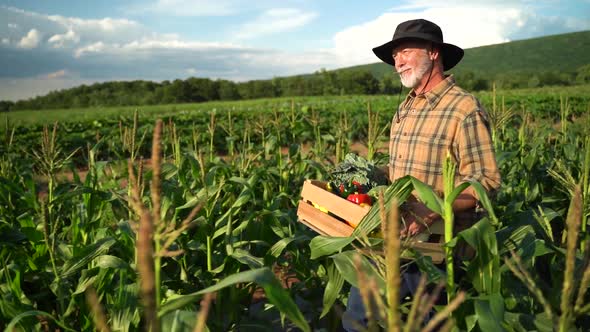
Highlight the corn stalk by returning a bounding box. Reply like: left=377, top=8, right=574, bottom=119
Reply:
left=127, top=119, right=203, bottom=331
left=487, top=83, right=516, bottom=149
left=366, top=101, right=388, bottom=162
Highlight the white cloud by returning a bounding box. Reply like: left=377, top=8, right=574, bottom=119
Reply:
left=18, top=28, right=41, bottom=49
left=328, top=2, right=590, bottom=67
left=41, top=69, right=68, bottom=79
left=45, top=15, right=146, bottom=43
left=235, top=8, right=318, bottom=40
left=135, top=0, right=240, bottom=16
left=73, top=38, right=247, bottom=58
left=48, top=29, right=79, bottom=48
left=8, top=23, right=17, bottom=29
left=2, top=6, right=149, bottom=47
left=74, top=41, right=106, bottom=57
left=1, top=38, right=8, bottom=45
left=236, top=49, right=335, bottom=74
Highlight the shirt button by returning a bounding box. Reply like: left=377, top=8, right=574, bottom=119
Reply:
left=403, top=132, right=407, bottom=136
left=398, top=155, right=402, bottom=159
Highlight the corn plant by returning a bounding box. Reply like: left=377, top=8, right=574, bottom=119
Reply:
left=366, top=101, right=388, bottom=162
left=306, top=107, right=325, bottom=161
left=219, top=110, right=238, bottom=159
left=207, top=110, right=217, bottom=162
left=164, top=118, right=182, bottom=167
left=334, top=111, right=351, bottom=164
left=487, top=83, right=517, bottom=149
left=30, top=122, right=78, bottom=209
left=505, top=185, right=590, bottom=331
left=118, top=109, right=146, bottom=163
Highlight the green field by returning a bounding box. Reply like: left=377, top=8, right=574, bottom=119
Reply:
left=1, top=86, right=590, bottom=331
left=5, top=83, right=590, bottom=127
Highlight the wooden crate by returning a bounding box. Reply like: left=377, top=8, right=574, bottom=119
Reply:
left=297, top=180, right=445, bottom=263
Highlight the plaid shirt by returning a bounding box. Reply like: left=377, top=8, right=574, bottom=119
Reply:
left=388, top=75, right=501, bottom=196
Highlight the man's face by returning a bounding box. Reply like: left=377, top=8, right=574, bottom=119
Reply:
left=392, top=40, right=433, bottom=89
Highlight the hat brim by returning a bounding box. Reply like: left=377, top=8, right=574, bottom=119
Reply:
left=372, top=37, right=464, bottom=71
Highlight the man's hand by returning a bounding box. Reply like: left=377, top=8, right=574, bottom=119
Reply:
left=401, top=219, right=427, bottom=237
left=400, top=200, right=438, bottom=237
left=399, top=191, right=478, bottom=238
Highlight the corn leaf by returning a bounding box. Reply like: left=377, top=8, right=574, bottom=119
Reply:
left=159, top=267, right=310, bottom=332
left=310, top=236, right=353, bottom=260
left=230, top=249, right=264, bottom=269
left=410, top=177, right=443, bottom=216
left=473, top=293, right=505, bottom=331
left=73, top=274, right=98, bottom=295
left=468, top=180, right=498, bottom=224
left=93, top=255, right=129, bottom=270
left=320, top=261, right=345, bottom=318
left=5, top=310, right=77, bottom=332
left=496, top=224, right=535, bottom=255
left=268, top=235, right=308, bottom=258
left=447, top=182, right=471, bottom=205
left=331, top=250, right=385, bottom=290
left=451, top=217, right=500, bottom=294
left=353, top=176, right=413, bottom=236
left=160, top=309, right=203, bottom=332
left=60, top=237, right=115, bottom=278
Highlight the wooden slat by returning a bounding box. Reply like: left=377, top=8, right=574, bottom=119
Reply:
left=427, top=220, right=444, bottom=235
left=411, top=242, right=444, bottom=264
left=297, top=201, right=353, bottom=237
left=300, top=180, right=370, bottom=225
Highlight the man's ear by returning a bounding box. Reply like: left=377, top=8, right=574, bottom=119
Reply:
left=429, top=47, right=440, bottom=61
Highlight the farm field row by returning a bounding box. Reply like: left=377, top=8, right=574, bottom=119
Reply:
left=3, top=84, right=590, bottom=128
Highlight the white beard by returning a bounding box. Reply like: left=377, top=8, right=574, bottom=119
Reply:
left=398, top=54, right=432, bottom=89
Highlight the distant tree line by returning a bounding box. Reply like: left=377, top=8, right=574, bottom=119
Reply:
left=460, top=64, right=590, bottom=91
left=1, top=64, right=589, bottom=112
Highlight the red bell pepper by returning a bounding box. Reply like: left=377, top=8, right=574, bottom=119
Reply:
left=346, top=193, right=372, bottom=206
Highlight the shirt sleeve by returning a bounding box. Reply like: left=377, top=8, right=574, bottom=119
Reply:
left=454, top=109, right=501, bottom=195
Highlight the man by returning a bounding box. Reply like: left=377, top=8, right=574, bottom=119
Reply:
left=342, top=19, right=501, bottom=331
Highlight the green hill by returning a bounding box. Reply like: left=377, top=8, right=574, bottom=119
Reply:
left=335, top=30, right=590, bottom=80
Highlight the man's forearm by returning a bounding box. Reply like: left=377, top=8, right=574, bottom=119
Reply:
left=451, top=192, right=477, bottom=213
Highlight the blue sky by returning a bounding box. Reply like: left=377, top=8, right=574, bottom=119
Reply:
left=1, top=0, right=589, bottom=101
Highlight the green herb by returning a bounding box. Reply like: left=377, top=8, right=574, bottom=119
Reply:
left=329, top=153, right=389, bottom=189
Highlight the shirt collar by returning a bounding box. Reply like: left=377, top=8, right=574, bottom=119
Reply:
left=404, top=75, right=456, bottom=111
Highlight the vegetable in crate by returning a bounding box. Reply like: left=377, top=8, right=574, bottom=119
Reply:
left=346, top=193, right=372, bottom=206
left=329, top=153, right=389, bottom=191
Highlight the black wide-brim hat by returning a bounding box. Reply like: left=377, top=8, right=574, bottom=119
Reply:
left=372, top=19, right=464, bottom=71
